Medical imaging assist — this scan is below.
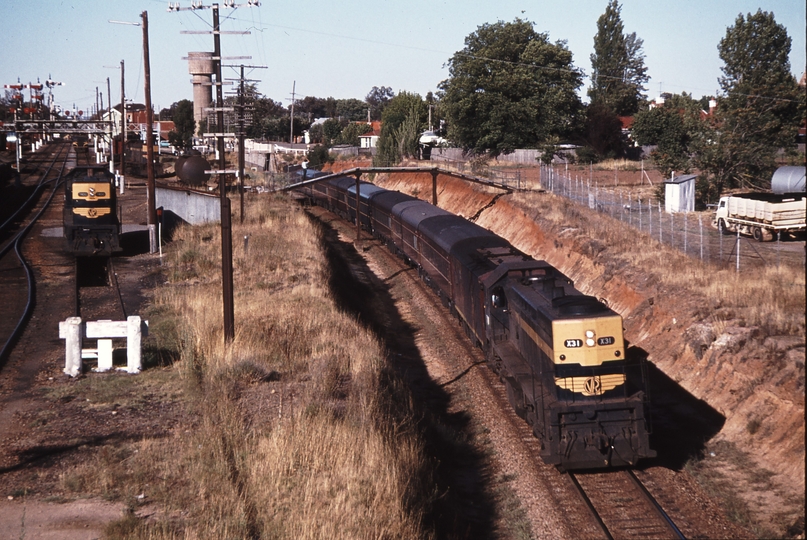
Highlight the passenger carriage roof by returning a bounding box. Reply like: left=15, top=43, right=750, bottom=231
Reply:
left=329, top=176, right=356, bottom=190
left=418, top=214, right=497, bottom=253
left=372, top=190, right=418, bottom=213
left=347, top=182, right=386, bottom=201
left=397, top=200, right=451, bottom=229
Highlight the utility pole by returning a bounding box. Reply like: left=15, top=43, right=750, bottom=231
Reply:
left=120, top=59, right=126, bottom=182
left=289, top=80, right=296, bottom=144
left=171, top=0, right=258, bottom=344
left=107, top=77, right=114, bottom=174
left=142, top=10, right=157, bottom=253
left=225, top=63, right=266, bottom=222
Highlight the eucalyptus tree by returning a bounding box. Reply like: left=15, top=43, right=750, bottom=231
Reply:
left=439, top=18, right=584, bottom=156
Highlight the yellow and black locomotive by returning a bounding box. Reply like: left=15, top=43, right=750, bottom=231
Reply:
left=63, top=166, right=121, bottom=256
left=302, top=175, right=655, bottom=470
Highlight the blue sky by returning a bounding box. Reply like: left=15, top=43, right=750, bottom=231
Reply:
left=2, top=0, right=805, bottom=114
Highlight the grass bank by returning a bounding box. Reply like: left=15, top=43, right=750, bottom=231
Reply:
left=62, top=194, right=434, bottom=538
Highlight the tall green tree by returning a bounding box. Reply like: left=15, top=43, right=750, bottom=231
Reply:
left=336, top=98, right=370, bottom=121
left=439, top=18, right=584, bottom=157
left=631, top=94, right=705, bottom=178
left=374, top=92, right=427, bottom=166
left=365, top=86, right=395, bottom=121
left=696, top=9, right=802, bottom=193
left=166, top=99, right=195, bottom=149
left=589, top=0, right=648, bottom=116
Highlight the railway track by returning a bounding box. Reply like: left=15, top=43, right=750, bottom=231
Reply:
left=0, top=142, right=72, bottom=365
left=569, top=469, right=686, bottom=539
left=312, top=204, right=699, bottom=538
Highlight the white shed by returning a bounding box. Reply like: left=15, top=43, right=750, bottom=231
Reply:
left=664, top=174, right=696, bottom=213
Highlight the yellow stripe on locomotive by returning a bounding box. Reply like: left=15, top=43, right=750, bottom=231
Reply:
left=72, top=207, right=112, bottom=218
left=71, top=182, right=111, bottom=201
left=552, top=315, right=625, bottom=366
left=555, top=373, right=626, bottom=396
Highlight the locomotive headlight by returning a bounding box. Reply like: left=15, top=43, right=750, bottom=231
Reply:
left=586, top=338, right=596, bottom=347
left=585, top=330, right=595, bottom=338
left=585, top=329, right=595, bottom=347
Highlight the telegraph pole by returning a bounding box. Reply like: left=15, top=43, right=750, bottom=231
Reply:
left=120, top=59, right=126, bottom=182
left=142, top=10, right=157, bottom=253
left=289, top=80, right=296, bottom=144
left=170, top=0, right=259, bottom=344
left=225, top=63, right=266, bottom=222
left=107, top=77, right=114, bottom=174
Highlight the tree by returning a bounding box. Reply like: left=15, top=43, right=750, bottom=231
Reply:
left=374, top=92, right=427, bottom=166
left=166, top=99, right=195, bottom=150
left=321, top=118, right=346, bottom=145
left=632, top=106, right=689, bottom=178
left=336, top=98, right=369, bottom=121
left=697, top=9, right=802, bottom=194
left=589, top=0, right=648, bottom=116
left=439, top=19, right=584, bottom=157
left=581, top=102, right=625, bottom=160
left=365, top=86, right=395, bottom=120
left=337, top=122, right=373, bottom=146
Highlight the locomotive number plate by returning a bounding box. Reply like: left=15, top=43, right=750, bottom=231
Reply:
left=597, top=336, right=615, bottom=346
left=564, top=339, right=583, bottom=348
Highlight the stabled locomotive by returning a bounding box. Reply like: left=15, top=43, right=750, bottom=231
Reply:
left=63, top=166, right=121, bottom=256
left=303, top=176, right=655, bottom=470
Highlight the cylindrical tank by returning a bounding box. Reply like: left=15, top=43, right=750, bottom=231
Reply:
left=771, top=166, right=806, bottom=194
left=177, top=155, right=210, bottom=186
left=188, top=52, right=214, bottom=127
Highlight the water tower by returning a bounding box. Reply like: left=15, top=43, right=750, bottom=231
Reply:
left=187, top=52, right=214, bottom=127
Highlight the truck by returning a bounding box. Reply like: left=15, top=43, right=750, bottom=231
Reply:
left=714, top=192, right=806, bottom=241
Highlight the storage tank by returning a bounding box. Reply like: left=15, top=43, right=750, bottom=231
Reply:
left=771, top=166, right=806, bottom=194
left=187, top=52, right=214, bottom=127
left=177, top=155, right=210, bottom=186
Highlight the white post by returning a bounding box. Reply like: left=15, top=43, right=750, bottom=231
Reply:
left=97, top=339, right=114, bottom=371
left=127, top=315, right=143, bottom=373
left=61, top=317, right=83, bottom=377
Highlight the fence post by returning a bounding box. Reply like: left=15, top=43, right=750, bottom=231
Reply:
left=61, top=317, right=83, bottom=377
left=699, top=215, right=703, bottom=261
left=736, top=229, right=741, bottom=272
left=670, top=211, right=674, bottom=248
left=648, top=199, right=652, bottom=236
left=659, top=202, right=662, bottom=243
left=684, top=212, right=688, bottom=255
left=628, top=192, right=632, bottom=226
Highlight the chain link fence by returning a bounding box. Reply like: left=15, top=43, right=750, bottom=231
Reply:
left=539, top=164, right=806, bottom=271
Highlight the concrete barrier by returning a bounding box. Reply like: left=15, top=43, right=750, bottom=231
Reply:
left=156, top=185, right=220, bottom=225
left=59, top=316, right=148, bottom=376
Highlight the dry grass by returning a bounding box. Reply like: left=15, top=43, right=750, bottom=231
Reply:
left=510, top=190, right=806, bottom=336
left=57, top=193, right=432, bottom=539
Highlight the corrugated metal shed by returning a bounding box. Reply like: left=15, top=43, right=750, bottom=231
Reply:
left=664, top=174, right=696, bottom=213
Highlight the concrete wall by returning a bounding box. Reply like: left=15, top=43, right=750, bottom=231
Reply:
left=156, top=185, right=220, bottom=225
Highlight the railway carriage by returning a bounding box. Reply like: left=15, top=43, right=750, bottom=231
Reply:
left=63, top=166, right=121, bottom=256
left=300, top=175, right=655, bottom=469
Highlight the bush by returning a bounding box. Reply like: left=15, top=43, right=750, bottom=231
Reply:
left=307, top=145, right=334, bottom=169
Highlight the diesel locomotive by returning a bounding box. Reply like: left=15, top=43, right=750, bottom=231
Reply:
left=63, top=166, right=121, bottom=256
left=302, top=175, right=655, bottom=470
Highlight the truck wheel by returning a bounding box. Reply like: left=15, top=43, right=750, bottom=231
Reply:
left=753, top=227, right=763, bottom=242
left=718, top=219, right=731, bottom=235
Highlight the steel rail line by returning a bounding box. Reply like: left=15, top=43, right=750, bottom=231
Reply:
left=0, top=147, right=71, bottom=364
left=568, top=470, right=687, bottom=540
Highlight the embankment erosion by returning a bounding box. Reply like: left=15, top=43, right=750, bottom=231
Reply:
left=352, top=165, right=805, bottom=534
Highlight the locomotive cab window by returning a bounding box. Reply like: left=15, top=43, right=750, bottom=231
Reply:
left=491, top=287, right=507, bottom=309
